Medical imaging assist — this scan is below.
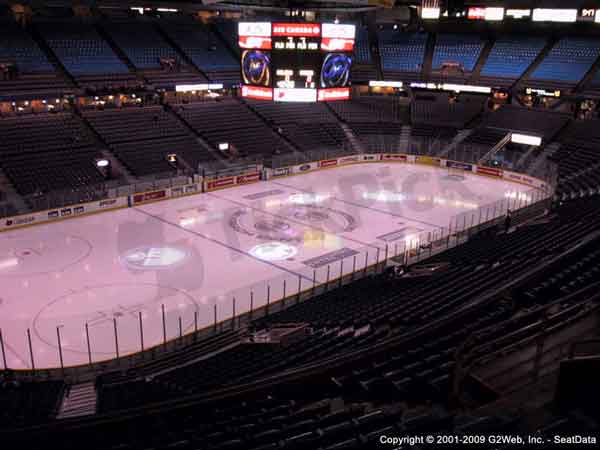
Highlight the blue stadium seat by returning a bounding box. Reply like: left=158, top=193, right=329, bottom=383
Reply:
left=0, top=21, right=54, bottom=73
left=102, top=21, right=179, bottom=70
left=481, top=35, right=546, bottom=79
left=531, top=37, right=600, bottom=83
left=432, top=33, right=485, bottom=72
left=354, top=27, right=371, bottom=64
left=378, top=30, right=427, bottom=73
left=38, top=22, right=129, bottom=76
left=162, top=22, right=237, bottom=72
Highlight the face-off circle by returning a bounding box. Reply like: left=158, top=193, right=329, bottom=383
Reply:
left=230, top=204, right=357, bottom=241
left=0, top=233, right=92, bottom=277
left=33, top=283, right=198, bottom=355
left=230, top=210, right=303, bottom=242
left=254, top=219, right=292, bottom=233
left=278, top=204, right=358, bottom=233
left=292, top=209, right=330, bottom=222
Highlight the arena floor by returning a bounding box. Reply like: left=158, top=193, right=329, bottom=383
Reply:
left=0, top=163, right=538, bottom=369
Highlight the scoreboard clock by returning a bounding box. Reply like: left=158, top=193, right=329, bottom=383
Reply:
left=239, top=22, right=355, bottom=102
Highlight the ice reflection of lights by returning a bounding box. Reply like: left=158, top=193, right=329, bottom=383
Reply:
left=180, top=217, right=196, bottom=227
left=179, top=211, right=224, bottom=227
left=362, top=191, right=406, bottom=203
left=431, top=196, right=479, bottom=209
left=0, top=257, right=19, bottom=270
left=289, top=193, right=330, bottom=205
left=249, top=242, right=298, bottom=261
left=504, top=191, right=532, bottom=203
left=265, top=199, right=283, bottom=208
left=404, top=234, right=419, bottom=248
left=363, top=191, right=479, bottom=209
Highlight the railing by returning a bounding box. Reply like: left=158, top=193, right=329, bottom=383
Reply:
left=0, top=148, right=557, bottom=381
left=269, top=145, right=356, bottom=169
left=0, top=173, right=195, bottom=219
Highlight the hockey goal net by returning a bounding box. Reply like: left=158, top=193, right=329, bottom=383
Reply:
left=447, top=166, right=466, bottom=180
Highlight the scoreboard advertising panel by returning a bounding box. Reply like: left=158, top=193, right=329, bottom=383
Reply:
left=239, top=22, right=355, bottom=102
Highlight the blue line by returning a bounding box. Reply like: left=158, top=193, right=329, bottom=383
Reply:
left=206, top=191, right=382, bottom=252
left=271, top=180, right=442, bottom=229
left=134, top=207, right=314, bottom=283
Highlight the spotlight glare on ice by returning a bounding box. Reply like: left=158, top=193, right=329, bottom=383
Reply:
left=362, top=191, right=405, bottom=203
left=265, top=199, right=283, bottom=208
left=404, top=234, right=419, bottom=248
left=289, top=193, right=329, bottom=205
left=0, top=257, right=19, bottom=270
left=249, top=242, right=297, bottom=261
left=179, top=217, right=196, bottom=227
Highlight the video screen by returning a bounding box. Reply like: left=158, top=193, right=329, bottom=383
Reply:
left=239, top=22, right=355, bottom=102
left=320, top=53, right=352, bottom=89
left=271, top=50, right=322, bottom=89
left=241, top=50, right=271, bottom=87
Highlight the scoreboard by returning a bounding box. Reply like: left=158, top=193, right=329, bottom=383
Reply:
left=239, top=22, right=355, bottom=102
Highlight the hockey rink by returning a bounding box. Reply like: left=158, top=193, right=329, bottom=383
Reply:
left=0, top=163, right=541, bottom=369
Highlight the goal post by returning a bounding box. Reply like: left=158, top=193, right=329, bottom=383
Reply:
left=447, top=165, right=466, bottom=180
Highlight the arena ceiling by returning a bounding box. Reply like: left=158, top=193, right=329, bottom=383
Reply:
left=3, top=0, right=596, bottom=13
left=1, top=0, right=399, bottom=10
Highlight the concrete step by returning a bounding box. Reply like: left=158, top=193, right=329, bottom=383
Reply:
left=339, top=122, right=365, bottom=153
left=57, top=382, right=97, bottom=419
left=399, top=126, right=411, bottom=153
left=439, top=129, right=474, bottom=158
left=72, top=111, right=136, bottom=183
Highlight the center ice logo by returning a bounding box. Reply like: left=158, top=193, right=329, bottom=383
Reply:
left=121, top=246, right=188, bottom=270
left=250, top=242, right=298, bottom=261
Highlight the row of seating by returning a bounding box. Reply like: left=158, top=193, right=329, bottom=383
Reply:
left=246, top=101, right=346, bottom=152
left=6, top=196, right=600, bottom=447
left=0, top=112, right=105, bottom=196
left=0, top=21, right=70, bottom=96
left=6, top=18, right=600, bottom=98
left=160, top=20, right=239, bottom=85
left=0, top=18, right=235, bottom=93
left=378, top=30, right=427, bottom=74
left=432, top=33, right=485, bottom=73
left=88, top=198, right=600, bottom=422
left=327, top=97, right=408, bottom=153
left=481, top=35, right=547, bottom=79
left=411, top=100, right=482, bottom=128
left=83, top=105, right=218, bottom=176
left=87, top=201, right=600, bottom=417
left=0, top=380, right=65, bottom=428
left=329, top=96, right=408, bottom=124
left=480, top=105, right=570, bottom=140
left=531, top=37, right=600, bottom=84
left=0, top=21, right=54, bottom=73
left=38, top=22, right=129, bottom=76
left=377, top=31, right=600, bottom=87
left=353, top=27, right=371, bottom=64
left=174, top=99, right=295, bottom=157
left=553, top=119, right=600, bottom=200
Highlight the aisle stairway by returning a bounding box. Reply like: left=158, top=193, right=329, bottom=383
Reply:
left=339, top=122, right=365, bottom=153
left=57, top=382, right=97, bottom=419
